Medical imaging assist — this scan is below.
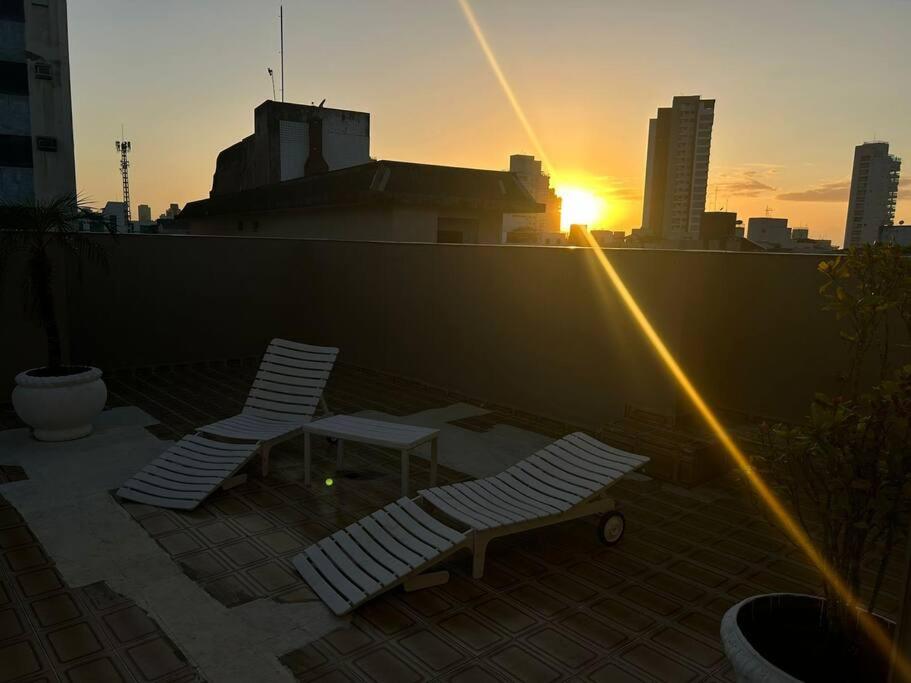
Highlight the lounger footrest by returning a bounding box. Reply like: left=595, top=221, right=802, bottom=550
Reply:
left=293, top=498, right=468, bottom=615
left=116, top=435, right=260, bottom=510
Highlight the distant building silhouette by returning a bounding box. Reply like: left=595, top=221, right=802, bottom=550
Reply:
left=502, top=154, right=561, bottom=241
left=186, top=100, right=541, bottom=243
left=137, top=204, right=152, bottom=223
left=0, top=0, right=76, bottom=204
left=747, top=216, right=834, bottom=252
left=641, top=96, right=714, bottom=241
left=843, top=142, right=901, bottom=247
left=211, top=100, right=371, bottom=196
left=747, top=217, right=790, bottom=247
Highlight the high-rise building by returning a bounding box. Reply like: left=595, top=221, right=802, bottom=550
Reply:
left=843, top=142, right=901, bottom=248
left=137, top=204, right=152, bottom=223
left=641, top=96, right=714, bottom=240
left=0, top=0, right=76, bottom=204
left=502, top=154, right=561, bottom=240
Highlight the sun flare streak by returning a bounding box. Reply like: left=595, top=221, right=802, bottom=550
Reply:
left=456, top=0, right=554, bottom=175
left=457, top=0, right=910, bottom=677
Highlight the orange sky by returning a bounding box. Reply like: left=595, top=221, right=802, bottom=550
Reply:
left=68, top=1, right=910, bottom=246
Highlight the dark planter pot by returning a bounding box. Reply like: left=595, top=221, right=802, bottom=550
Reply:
left=721, top=593, right=893, bottom=683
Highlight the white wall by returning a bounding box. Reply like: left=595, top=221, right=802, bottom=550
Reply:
left=279, top=110, right=370, bottom=182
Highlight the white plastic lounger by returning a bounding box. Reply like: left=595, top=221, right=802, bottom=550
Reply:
left=293, top=498, right=468, bottom=615
left=293, top=432, right=648, bottom=615
left=117, top=338, right=338, bottom=510
left=420, top=431, right=649, bottom=579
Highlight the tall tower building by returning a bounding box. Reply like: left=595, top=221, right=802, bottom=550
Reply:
left=0, top=0, right=76, bottom=204
left=843, top=142, right=901, bottom=248
left=641, top=96, right=714, bottom=240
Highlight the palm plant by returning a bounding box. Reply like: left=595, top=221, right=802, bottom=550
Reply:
left=0, top=194, right=116, bottom=372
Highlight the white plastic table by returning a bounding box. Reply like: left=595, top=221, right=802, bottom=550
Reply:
left=301, top=415, right=439, bottom=497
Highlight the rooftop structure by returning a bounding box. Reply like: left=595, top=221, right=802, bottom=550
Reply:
left=0, top=0, right=76, bottom=204
left=181, top=160, right=542, bottom=244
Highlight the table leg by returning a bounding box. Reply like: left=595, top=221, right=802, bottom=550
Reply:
left=337, top=439, right=344, bottom=468
left=401, top=450, right=409, bottom=498
left=429, top=438, right=438, bottom=488
left=304, top=433, right=311, bottom=486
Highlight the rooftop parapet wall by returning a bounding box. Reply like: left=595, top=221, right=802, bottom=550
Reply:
left=5, top=236, right=903, bottom=427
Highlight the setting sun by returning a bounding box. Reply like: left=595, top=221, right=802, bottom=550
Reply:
left=556, top=186, right=606, bottom=231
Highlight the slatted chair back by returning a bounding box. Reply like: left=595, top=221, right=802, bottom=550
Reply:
left=242, top=338, right=339, bottom=422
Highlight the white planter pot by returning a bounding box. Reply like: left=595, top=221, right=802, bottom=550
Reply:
left=721, top=593, right=892, bottom=683
left=720, top=594, right=806, bottom=683
left=12, top=366, right=107, bottom=442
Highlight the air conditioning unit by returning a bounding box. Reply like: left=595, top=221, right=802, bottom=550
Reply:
left=34, top=62, right=52, bottom=80
left=35, top=137, right=58, bottom=152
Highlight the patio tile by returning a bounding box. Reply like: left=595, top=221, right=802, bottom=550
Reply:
left=0, top=607, right=24, bottom=639
left=527, top=627, right=599, bottom=669
left=560, top=611, right=628, bottom=650
left=473, top=597, right=536, bottom=634
left=353, top=647, right=424, bottom=683
left=195, top=520, right=241, bottom=546
left=489, top=643, right=561, bottom=683
left=621, top=643, right=701, bottom=683
left=398, top=628, right=465, bottom=672
left=651, top=626, right=724, bottom=668
left=45, top=622, right=105, bottom=663
left=323, top=624, right=375, bottom=656
left=620, top=584, right=684, bottom=617
left=64, top=656, right=128, bottom=682
left=102, top=605, right=158, bottom=643
left=16, top=568, right=64, bottom=598
left=31, top=592, right=82, bottom=628
left=0, top=639, right=45, bottom=681
left=124, top=636, right=188, bottom=679
left=506, top=584, right=568, bottom=618
left=587, top=662, right=648, bottom=682
left=445, top=662, right=503, bottom=683
left=592, top=597, right=655, bottom=633
left=359, top=600, right=415, bottom=636
left=438, top=612, right=504, bottom=652
left=246, top=560, right=298, bottom=593
left=0, top=525, right=35, bottom=549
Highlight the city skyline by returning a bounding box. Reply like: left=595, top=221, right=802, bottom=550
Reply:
left=67, top=0, right=910, bottom=244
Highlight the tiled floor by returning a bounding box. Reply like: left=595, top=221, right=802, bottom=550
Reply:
left=3, top=362, right=906, bottom=682
left=0, top=492, right=200, bottom=683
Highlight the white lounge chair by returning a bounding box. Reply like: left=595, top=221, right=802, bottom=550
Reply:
left=293, top=432, right=648, bottom=615
left=117, top=338, right=338, bottom=510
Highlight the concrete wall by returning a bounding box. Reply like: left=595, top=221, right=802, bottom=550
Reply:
left=6, top=235, right=906, bottom=427
left=3, top=235, right=893, bottom=431
left=186, top=206, right=503, bottom=245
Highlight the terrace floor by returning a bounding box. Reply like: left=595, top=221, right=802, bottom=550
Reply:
left=0, top=362, right=905, bottom=682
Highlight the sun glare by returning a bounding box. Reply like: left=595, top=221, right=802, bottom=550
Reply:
left=557, top=186, right=605, bottom=230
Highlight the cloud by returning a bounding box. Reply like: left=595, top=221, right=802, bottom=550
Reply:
left=711, top=166, right=779, bottom=198
left=590, top=175, right=642, bottom=202
left=777, top=180, right=851, bottom=203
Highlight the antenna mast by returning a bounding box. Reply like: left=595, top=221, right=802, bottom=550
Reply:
left=115, top=128, right=132, bottom=224
left=280, top=5, right=284, bottom=102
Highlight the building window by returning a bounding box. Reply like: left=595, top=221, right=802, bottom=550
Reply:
left=33, top=62, right=52, bottom=80
left=0, top=60, right=29, bottom=96
left=35, top=136, right=57, bottom=152
left=0, top=134, right=33, bottom=167
left=0, top=0, right=25, bottom=21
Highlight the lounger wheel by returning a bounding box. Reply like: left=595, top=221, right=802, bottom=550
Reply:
left=598, top=511, right=625, bottom=546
